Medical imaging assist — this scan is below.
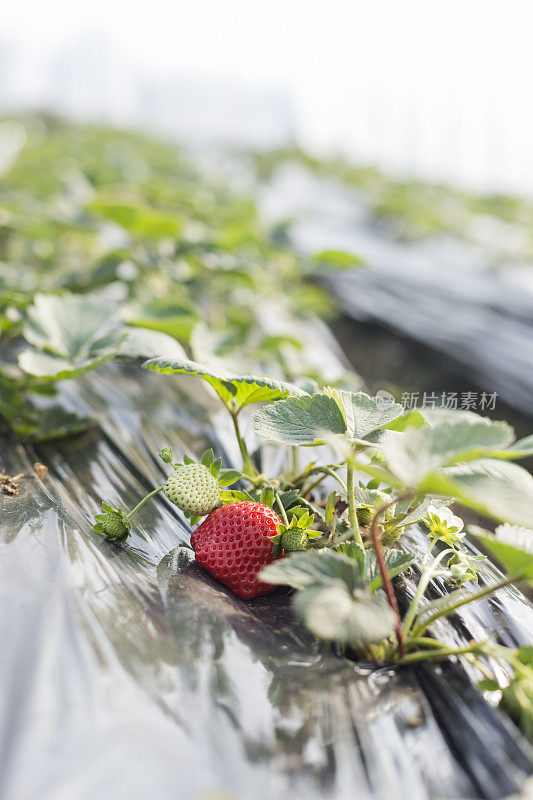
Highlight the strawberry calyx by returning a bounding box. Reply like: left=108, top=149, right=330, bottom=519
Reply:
left=270, top=506, right=321, bottom=556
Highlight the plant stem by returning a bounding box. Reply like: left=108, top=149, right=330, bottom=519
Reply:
left=290, top=446, right=299, bottom=476
left=126, top=484, right=166, bottom=520
left=230, top=410, right=256, bottom=476
left=411, top=574, right=521, bottom=637
left=398, top=641, right=482, bottom=665
left=370, top=490, right=414, bottom=659
left=303, top=468, right=347, bottom=498
left=402, top=547, right=455, bottom=638
left=406, top=636, right=451, bottom=651
left=346, top=462, right=363, bottom=547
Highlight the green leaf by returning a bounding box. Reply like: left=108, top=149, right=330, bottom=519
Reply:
left=311, top=249, right=362, bottom=270
left=88, top=197, right=183, bottom=238
left=384, top=409, right=427, bottom=432
left=419, top=407, right=484, bottom=425
left=501, top=434, right=533, bottom=460
left=382, top=419, right=515, bottom=486
left=336, top=541, right=414, bottom=591
left=126, top=298, right=198, bottom=342
left=253, top=394, right=346, bottom=445
left=19, top=293, right=123, bottom=379
left=260, top=548, right=362, bottom=591
left=324, top=388, right=404, bottom=439
left=30, top=407, right=94, bottom=441
left=19, top=350, right=116, bottom=380
left=143, top=356, right=303, bottom=412
left=365, top=550, right=415, bottom=591
left=425, top=459, right=533, bottom=528
left=392, top=496, right=450, bottom=529
left=118, top=327, right=186, bottom=360
left=473, top=524, right=533, bottom=584
left=293, top=583, right=396, bottom=644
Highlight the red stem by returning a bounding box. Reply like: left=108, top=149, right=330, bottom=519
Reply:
left=370, top=493, right=412, bottom=659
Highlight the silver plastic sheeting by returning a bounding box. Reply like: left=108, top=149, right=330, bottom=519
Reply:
left=259, top=165, right=533, bottom=414
left=1, top=362, right=533, bottom=800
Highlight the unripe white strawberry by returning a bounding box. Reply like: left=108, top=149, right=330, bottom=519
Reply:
left=164, top=464, right=220, bottom=516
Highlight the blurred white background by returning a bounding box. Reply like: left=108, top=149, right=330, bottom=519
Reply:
left=1, top=0, right=532, bottom=194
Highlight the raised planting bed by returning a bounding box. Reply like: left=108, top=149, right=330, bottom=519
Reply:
left=3, top=116, right=533, bottom=800
left=2, top=362, right=533, bottom=800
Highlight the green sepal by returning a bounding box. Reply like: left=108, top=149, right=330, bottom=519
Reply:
left=261, top=486, right=275, bottom=507
left=183, top=454, right=195, bottom=465
left=220, top=488, right=255, bottom=503
left=218, top=469, right=242, bottom=487
left=209, top=457, right=222, bottom=478
left=272, top=540, right=283, bottom=558
left=325, top=491, right=340, bottom=526
left=158, top=447, right=173, bottom=464
left=200, top=448, right=214, bottom=467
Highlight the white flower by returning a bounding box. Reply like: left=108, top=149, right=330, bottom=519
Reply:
left=425, top=504, right=464, bottom=542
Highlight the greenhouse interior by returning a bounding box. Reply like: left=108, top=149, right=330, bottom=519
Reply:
left=2, top=3, right=533, bottom=799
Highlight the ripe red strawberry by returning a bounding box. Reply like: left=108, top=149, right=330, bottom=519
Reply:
left=190, top=501, right=282, bottom=599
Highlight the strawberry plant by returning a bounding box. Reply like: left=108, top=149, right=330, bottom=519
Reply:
left=91, top=358, right=533, bottom=741
left=4, top=114, right=533, bottom=745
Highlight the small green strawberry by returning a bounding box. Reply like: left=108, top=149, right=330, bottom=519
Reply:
left=164, top=464, right=221, bottom=516
left=356, top=490, right=396, bottom=527
left=356, top=504, right=375, bottom=526
left=281, top=528, right=308, bottom=552
left=93, top=503, right=131, bottom=541
left=269, top=504, right=320, bottom=556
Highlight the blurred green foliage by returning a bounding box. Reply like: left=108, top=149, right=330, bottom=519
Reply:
left=253, top=146, right=533, bottom=258
left=0, top=114, right=359, bottom=441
